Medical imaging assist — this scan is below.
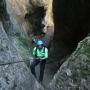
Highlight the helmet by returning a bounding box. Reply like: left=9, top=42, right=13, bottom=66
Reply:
left=36, top=40, right=44, bottom=45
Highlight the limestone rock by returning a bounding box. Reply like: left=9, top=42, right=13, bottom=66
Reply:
left=50, top=36, right=90, bottom=90
left=0, top=23, right=40, bottom=90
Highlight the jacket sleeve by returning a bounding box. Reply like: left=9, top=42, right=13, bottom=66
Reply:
left=44, top=48, right=48, bottom=59
left=33, top=47, right=36, bottom=56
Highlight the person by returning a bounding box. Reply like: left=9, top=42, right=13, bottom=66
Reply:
left=30, top=40, right=48, bottom=83
left=31, top=32, right=45, bottom=44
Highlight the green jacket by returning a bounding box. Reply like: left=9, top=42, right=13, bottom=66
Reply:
left=33, top=47, right=48, bottom=59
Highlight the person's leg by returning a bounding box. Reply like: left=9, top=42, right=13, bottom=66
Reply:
left=30, top=59, right=40, bottom=78
left=39, top=59, right=46, bottom=82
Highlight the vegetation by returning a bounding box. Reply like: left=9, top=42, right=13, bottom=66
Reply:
left=15, top=32, right=31, bottom=49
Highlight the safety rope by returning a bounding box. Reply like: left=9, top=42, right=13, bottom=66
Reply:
left=0, top=60, right=28, bottom=66
left=0, top=58, right=59, bottom=66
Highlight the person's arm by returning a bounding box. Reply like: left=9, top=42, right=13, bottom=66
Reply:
left=33, top=47, right=36, bottom=56
left=45, top=48, right=48, bottom=59
left=41, top=48, right=48, bottom=60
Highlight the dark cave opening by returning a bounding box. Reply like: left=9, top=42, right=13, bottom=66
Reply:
left=53, top=0, right=90, bottom=62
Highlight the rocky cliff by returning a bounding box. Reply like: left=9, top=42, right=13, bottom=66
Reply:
left=0, top=23, right=37, bottom=90
left=53, top=0, right=90, bottom=61
left=49, top=0, right=90, bottom=90
left=50, top=36, right=90, bottom=90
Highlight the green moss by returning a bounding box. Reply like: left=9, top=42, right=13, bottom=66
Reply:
left=15, top=32, right=21, bottom=37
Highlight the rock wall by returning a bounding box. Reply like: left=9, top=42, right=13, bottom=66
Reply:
left=1, top=0, right=90, bottom=90
left=47, top=1, right=90, bottom=89
left=53, top=0, right=90, bottom=62
left=0, top=23, right=36, bottom=90
left=49, top=35, right=90, bottom=90
left=7, top=0, right=48, bottom=35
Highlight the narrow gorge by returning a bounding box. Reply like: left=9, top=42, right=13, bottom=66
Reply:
left=0, top=0, right=90, bottom=90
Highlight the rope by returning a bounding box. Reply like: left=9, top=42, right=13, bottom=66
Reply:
left=0, top=60, right=28, bottom=66
left=0, top=58, right=59, bottom=66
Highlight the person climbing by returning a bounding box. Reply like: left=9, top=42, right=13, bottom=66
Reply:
left=31, top=32, right=45, bottom=44
left=30, top=39, right=48, bottom=83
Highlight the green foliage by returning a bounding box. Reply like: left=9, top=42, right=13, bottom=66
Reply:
left=15, top=32, right=31, bottom=49
left=19, top=36, right=31, bottom=48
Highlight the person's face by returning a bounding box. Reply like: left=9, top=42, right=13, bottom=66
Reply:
left=38, top=45, right=43, bottom=49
